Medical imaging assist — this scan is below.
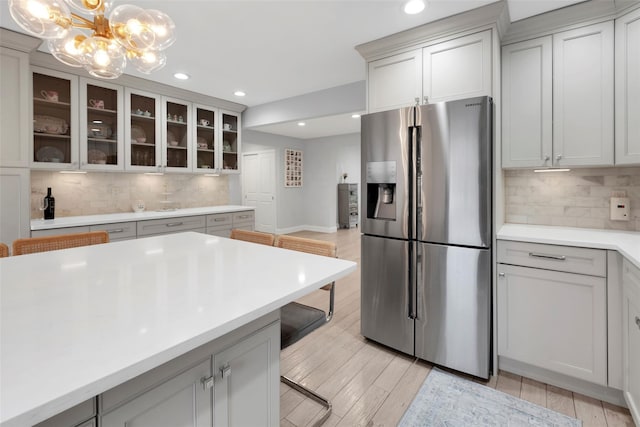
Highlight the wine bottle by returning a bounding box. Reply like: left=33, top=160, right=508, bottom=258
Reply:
left=44, top=187, right=55, bottom=220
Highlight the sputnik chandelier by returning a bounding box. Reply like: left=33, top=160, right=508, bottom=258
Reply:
left=9, top=0, right=176, bottom=79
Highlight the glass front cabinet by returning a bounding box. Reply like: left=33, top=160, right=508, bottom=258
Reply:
left=162, top=97, right=192, bottom=173
left=220, top=110, right=241, bottom=173
left=125, top=88, right=162, bottom=173
left=193, top=104, right=217, bottom=173
left=80, top=78, right=124, bottom=171
left=31, top=67, right=79, bottom=169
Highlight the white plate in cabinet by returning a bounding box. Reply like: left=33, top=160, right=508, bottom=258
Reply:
left=622, top=259, right=640, bottom=425
left=497, top=264, right=607, bottom=385
left=89, top=222, right=136, bottom=241
left=136, top=216, right=206, bottom=237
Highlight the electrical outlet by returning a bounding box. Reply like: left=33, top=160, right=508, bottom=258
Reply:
left=610, top=197, right=630, bottom=221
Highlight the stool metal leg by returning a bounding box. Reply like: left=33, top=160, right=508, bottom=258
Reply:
left=281, top=375, right=332, bottom=426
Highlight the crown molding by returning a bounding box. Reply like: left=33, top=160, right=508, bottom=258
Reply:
left=355, top=1, right=507, bottom=60
left=502, top=0, right=640, bottom=45
left=0, top=28, right=42, bottom=53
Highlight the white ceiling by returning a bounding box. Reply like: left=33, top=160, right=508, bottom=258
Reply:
left=0, top=0, right=594, bottom=139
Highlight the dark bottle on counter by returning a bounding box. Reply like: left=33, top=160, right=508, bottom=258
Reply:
left=44, top=187, right=55, bottom=220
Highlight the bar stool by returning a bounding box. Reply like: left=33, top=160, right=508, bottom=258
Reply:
left=12, top=231, right=109, bottom=256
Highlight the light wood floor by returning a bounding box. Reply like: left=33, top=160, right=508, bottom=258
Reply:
left=280, top=227, right=635, bottom=427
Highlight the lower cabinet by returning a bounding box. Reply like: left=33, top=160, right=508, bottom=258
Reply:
left=99, top=318, right=279, bottom=427
left=622, top=259, right=640, bottom=425
left=497, top=240, right=608, bottom=385
left=136, top=215, right=206, bottom=237
left=101, top=359, right=212, bottom=427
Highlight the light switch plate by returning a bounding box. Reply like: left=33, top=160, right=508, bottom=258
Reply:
left=610, top=197, right=630, bottom=221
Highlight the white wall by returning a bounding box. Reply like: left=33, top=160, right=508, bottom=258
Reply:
left=304, top=133, right=361, bottom=231
left=242, top=130, right=306, bottom=232
left=240, top=130, right=361, bottom=233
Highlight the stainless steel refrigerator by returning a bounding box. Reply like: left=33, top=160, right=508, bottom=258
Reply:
left=360, top=96, right=492, bottom=379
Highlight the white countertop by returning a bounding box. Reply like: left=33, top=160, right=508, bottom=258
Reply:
left=498, top=223, right=640, bottom=269
left=0, top=232, right=356, bottom=427
left=31, top=205, right=254, bottom=230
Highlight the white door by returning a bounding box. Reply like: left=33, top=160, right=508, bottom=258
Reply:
left=242, top=151, right=276, bottom=233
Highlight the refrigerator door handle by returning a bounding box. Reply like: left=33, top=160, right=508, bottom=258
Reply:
left=414, top=125, right=422, bottom=243
left=414, top=242, right=422, bottom=320
left=408, top=241, right=415, bottom=319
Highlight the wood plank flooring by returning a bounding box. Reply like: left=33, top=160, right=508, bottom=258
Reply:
left=280, top=228, right=635, bottom=427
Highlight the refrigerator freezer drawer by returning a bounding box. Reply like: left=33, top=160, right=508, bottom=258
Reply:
left=361, top=234, right=414, bottom=355
left=415, top=243, right=491, bottom=379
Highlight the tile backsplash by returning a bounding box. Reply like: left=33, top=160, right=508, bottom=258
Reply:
left=31, top=171, right=229, bottom=219
left=505, top=167, right=640, bottom=231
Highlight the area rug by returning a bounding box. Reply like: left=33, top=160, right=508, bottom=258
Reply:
left=399, top=368, right=582, bottom=427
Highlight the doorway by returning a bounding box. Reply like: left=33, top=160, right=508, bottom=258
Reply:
left=242, top=150, right=277, bottom=233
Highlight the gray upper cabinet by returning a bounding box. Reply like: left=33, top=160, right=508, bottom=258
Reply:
left=0, top=46, right=31, bottom=167
left=501, top=36, right=553, bottom=168
left=553, top=22, right=614, bottom=167
left=615, top=7, right=640, bottom=165
left=501, top=21, right=614, bottom=168
left=367, top=49, right=423, bottom=113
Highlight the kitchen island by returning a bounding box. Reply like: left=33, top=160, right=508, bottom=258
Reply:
left=0, top=232, right=356, bottom=427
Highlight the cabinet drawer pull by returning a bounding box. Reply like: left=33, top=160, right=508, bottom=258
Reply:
left=214, top=218, right=227, bottom=222
left=498, top=272, right=505, bottom=277
left=528, top=252, right=566, bottom=261
left=107, top=228, right=124, bottom=233
left=636, top=316, right=640, bottom=330
left=220, top=364, right=231, bottom=379
left=237, top=215, right=251, bottom=219
left=201, top=375, right=214, bottom=390
left=166, top=222, right=184, bottom=227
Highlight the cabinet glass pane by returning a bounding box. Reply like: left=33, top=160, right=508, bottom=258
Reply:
left=222, top=113, right=238, bottom=171
left=130, top=93, right=157, bottom=167
left=166, top=101, right=188, bottom=169
left=86, top=84, right=118, bottom=165
left=196, top=107, right=215, bottom=170
left=33, top=73, right=72, bottom=164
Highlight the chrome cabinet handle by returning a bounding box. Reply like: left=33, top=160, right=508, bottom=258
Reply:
left=201, top=375, right=214, bottom=390
left=166, top=222, right=184, bottom=227
left=214, top=218, right=226, bottom=222
left=556, top=154, right=562, bottom=161
left=498, top=272, right=505, bottom=277
left=636, top=316, right=640, bottom=330
left=107, top=228, right=124, bottom=233
left=220, top=364, right=231, bottom=379
left=529, top=252, right=566, bottom=261
left=237, top=215, right=251, bottom=219
left=544, top=155, right=550, bottom=162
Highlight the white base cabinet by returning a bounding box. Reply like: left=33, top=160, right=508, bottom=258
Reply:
left=497, top=241, right=607, bottom=386
left=622, top=259, right=640, bottom=425
left=99, top=316, right=279, bottom=427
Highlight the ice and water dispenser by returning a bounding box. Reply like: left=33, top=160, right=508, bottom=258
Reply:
left=366, top=161, right=396, bottom=221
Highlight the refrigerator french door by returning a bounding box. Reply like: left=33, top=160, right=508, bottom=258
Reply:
left=360, top=96, right=492, bottom=379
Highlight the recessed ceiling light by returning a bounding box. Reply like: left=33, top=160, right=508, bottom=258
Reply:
left=404, top=0, right=425, bottom=14
left=173, top=72, right=189, bottom=80
left=297, top=122, right=306, bottom=127
left=351, top=114, right=361, bottom=119
left=234, top=91, right=246, bottom=97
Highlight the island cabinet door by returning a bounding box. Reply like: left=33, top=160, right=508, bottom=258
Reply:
left=100, top=358, right=212, bottom=427
left=214, top=321, right=280, bottom=427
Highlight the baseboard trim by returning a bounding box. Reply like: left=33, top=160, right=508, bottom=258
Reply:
left=276, top=225, right=338, bottom=235
left=499, top=356, right=627, bottom=407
